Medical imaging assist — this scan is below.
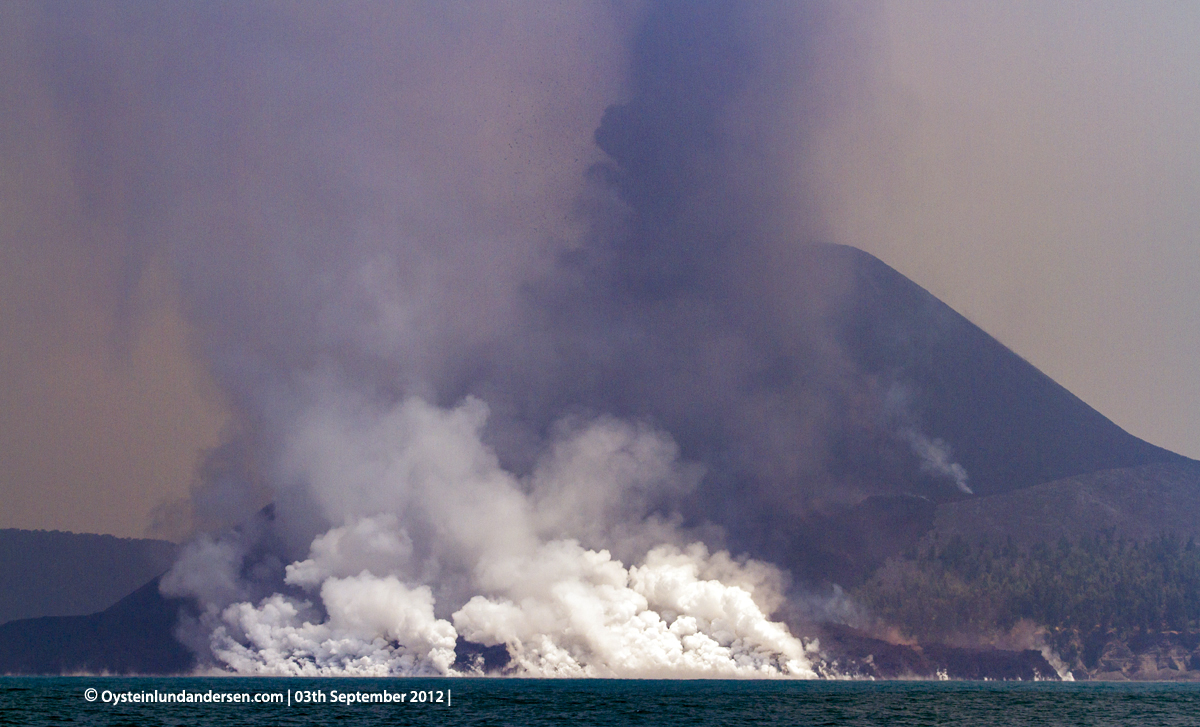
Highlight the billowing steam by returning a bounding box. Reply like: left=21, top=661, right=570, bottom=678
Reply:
left=163, top=390, right=816, bottom=676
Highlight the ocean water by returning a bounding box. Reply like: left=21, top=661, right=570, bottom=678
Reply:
left=2, top=677, right=1199, bottom=726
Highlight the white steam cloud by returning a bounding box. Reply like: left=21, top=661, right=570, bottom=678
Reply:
left=163, top=386, right=817, bottom=677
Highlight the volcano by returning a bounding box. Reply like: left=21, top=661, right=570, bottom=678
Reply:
left=1, top=245, right=1192, bottom=675
left=829, top=244, right=1182, bottom=498
left=741, top=245, right=1190, bottom=585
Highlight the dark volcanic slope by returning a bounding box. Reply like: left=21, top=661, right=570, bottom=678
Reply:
left=831, top=244, right=1185, bottom=498
left=0, top=529, right=178, bottom=626
left=932, top=460, right=1200, bottom=548
left=745, top=245, right=1191, bottom=586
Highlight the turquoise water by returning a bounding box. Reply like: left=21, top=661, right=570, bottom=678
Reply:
left=3, top=677, right=1199, bottom=726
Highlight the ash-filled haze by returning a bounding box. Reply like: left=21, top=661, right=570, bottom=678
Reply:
left=1, top=0, right=1198, bottom=676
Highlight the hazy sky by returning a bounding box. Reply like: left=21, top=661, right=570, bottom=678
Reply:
left=1, top=1, right=1197, bottom=539
left=809, top=1, right=1200, bottom=462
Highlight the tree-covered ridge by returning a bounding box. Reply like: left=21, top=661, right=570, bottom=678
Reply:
left=856, top=531, right=1200, bottom=641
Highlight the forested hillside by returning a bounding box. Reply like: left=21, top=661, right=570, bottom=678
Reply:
left=856, top=532, right=1200, bottom=676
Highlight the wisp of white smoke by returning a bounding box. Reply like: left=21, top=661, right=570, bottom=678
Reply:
left=903, top=429, right=972, bottom=495
left=162, top=383, right=817, bottom=677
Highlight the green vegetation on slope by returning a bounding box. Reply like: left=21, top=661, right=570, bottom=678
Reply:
left=856, top=531, right=1200, bottom=641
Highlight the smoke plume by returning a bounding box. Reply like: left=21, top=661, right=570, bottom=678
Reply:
left=18, top=0, right=922, bottom=675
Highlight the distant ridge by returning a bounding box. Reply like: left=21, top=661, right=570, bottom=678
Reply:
left=0, top=577, right=194, bottom=675
left=0, top=529, right=178, bottom=626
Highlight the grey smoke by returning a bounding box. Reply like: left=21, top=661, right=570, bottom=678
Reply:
left=903, top=429, right=972, bottom=495
left=22, top=0, right=921, bottom=675
left=885, top=383, right=973, bottom=496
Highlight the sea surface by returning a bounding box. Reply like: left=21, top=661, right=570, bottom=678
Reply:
left=2, top=677, right=1198, bottom=726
